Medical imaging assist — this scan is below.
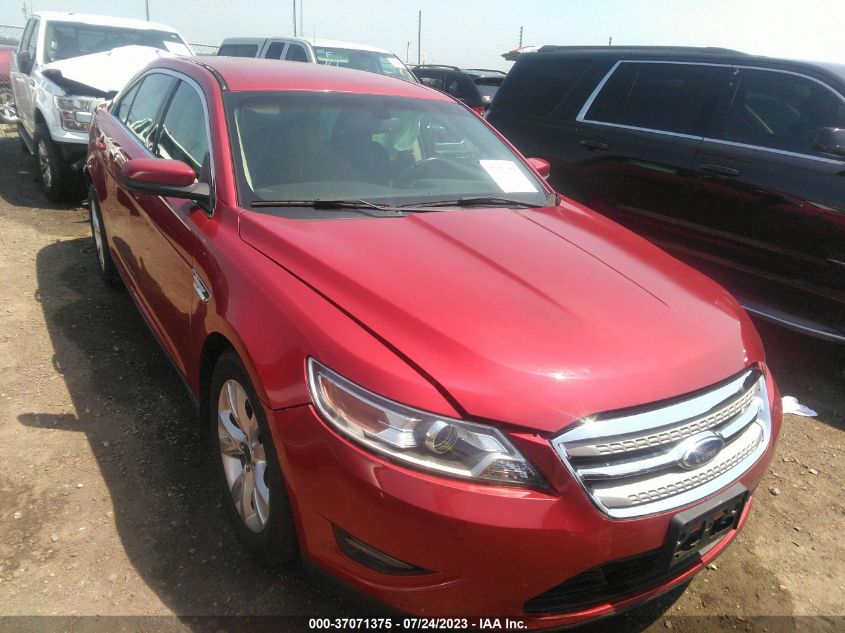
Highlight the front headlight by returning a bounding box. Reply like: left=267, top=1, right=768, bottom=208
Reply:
left=53, top=96, right=98, bottom=132
left=307, top=358, right=544, bottom=486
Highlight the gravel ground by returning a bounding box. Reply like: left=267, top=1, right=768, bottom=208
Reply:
left=0, top=125, right=843, bottom=633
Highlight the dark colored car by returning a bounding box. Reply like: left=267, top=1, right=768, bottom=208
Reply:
left=85, top=55, right=780, bottom=626
left=412, top=65, right=506, bottom=114
left=487, top=46, right=845, bottom=342
left=0, top=45, right=17, bottom=123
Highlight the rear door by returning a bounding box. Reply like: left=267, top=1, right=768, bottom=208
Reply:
left=690, top=66, right=845, bottom=324
left=572, top=61, right=731, bottom=241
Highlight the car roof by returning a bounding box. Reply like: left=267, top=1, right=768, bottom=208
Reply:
left=218, top=36, right=394, bottom=55
left=171, top=56, right=451, bottom=98
left=32, top=11, right=180, bottom=33
left=530, top=45, right=841, bottom=76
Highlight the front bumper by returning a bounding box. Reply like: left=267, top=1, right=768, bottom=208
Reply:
left=268, top=377, right=781, bottom=627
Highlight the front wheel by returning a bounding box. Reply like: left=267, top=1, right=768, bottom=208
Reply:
left=209, top=351, right=298, bottom=566
left=36, top=125, right=82, bottom=202
left=0, top=88, right=17, bottom=124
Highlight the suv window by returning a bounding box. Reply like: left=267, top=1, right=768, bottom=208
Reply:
left=218, top=44, right=259, bottom=58
left=156, top=81, right=210, bottom=180
left=124, top=73, right=175, bottom=147
left=716, top=68, right=845, bottom=156
left=586, top=62, right=724, bottom=136
left=494, top=57, right=594, bottom=117
left=25, top=19, right=39, bottom=62
left=285, top=44, right=308, bottom=62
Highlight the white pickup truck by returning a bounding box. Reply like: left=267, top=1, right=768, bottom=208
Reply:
left=11, top=12, right=192, bottom=201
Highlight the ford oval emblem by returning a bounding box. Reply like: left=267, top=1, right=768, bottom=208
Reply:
left=678, top=433, right=725, bottom=470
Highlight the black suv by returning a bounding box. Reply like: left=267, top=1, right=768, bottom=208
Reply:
left=412, top=65, right=506, bottom=113
left=487, top=46, right=845, bottom=342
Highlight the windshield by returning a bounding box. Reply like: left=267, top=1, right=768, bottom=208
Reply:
left=43, top=21, right=190, bottom=63
left=314, top=47, right=415, bottom=82
left=474, top=77, right=504, bottom=104
left=226, top=91, right=552, bottom=213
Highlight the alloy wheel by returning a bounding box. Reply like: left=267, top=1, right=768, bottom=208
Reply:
left=0, top=91, right=16, bottom=123
left=217, top=379, right=270, bottom=533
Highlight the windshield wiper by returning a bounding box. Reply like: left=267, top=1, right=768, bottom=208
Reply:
left=251, top=198, right=402, bottom=212
left=397, top=196, right=543, bottom=209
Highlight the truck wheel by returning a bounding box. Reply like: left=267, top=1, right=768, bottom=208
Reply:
left=36, top=125, right=74, bottom=203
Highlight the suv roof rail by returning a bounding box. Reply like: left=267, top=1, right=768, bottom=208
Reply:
left=413, top=64, right=460, bottom=70
left=536, top=45, right=747, bottom=55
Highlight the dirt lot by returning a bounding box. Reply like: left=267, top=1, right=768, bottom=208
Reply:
left=0, top=124, right=843, bottom=633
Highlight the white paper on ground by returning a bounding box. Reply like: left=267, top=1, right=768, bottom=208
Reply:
left=479, top=160, right=538, bottom=193
left=781, top=396, right=817, bottom=417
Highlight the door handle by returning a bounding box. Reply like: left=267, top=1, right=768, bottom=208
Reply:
left=581, top=140, right=609, bottom=151
left=700, top=163, right=741, bottom=177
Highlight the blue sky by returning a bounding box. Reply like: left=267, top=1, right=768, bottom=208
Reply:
left=2, top=0, right=843, bottom=70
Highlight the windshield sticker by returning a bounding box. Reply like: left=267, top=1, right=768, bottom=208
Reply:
left=164, top=41, right=192, bottom=56
left=479, top=160, right=538, bottom=193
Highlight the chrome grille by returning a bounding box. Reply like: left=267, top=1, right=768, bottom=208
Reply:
left=552, top=368, right=771, bottom=518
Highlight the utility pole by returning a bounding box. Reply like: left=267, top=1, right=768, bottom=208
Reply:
left=406, top=41, right=410, bottom=64
left=519, top=26, right=523, bottom=48
left=293, top=0, right=297, bottom=37
left=417, top=10, right=421, bottom=66
left=145, top=0, right=149, bottom=21
left=608, top=36, right=612, bottom=46
left=300, top=0, right=303, bottom=38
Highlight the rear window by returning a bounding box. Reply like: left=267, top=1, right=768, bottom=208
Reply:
left=218, top=44, right=259, bottom=58
left=493, top=57, right=593, bottom=117
left=585, top=62, right=726, bottom=136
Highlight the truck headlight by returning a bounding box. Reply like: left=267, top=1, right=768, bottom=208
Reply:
left=54, top=96, right=98, bottom=132
left=307, top=358, right=545, bottom=486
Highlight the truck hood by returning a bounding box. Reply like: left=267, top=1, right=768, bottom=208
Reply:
left=240, top=202, right=762, bottom=434
left=42, top=45, right=175, bottom=95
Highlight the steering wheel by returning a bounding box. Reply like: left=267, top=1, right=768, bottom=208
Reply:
left=396, top=157, right=454, bottom=186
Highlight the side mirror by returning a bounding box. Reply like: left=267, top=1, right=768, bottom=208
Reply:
left=814, top=127, right=845, bottom=158
left=17, top=50, right=33, bottom=74
left=526, top=157, right=551, bottom=180
left=120, top=158, right=210, bottom=204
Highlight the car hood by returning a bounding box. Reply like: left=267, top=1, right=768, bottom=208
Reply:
left=42, top=45, right=175, bottom=95
left=239, top=202, right=761, bottom=434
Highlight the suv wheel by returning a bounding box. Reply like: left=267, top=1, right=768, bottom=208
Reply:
left=209, top=351, right=298, bottom=566
left=36, top=125, right=75, bottom=202
left=88, top=186, right=121, bottom=286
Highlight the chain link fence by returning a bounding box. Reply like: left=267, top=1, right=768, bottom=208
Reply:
left=0, top=24, right=23, bottom=46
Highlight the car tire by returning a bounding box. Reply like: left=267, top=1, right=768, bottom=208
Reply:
left=209, top=351, right=298, bottom=567
left=35, top=124, right=75, bottom=203
left=88, top=186, right=121, bottom=287
left=0, top=88, right=17, bottom=124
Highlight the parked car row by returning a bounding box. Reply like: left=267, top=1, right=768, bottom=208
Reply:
left=487, top=46, right=845, bottom=343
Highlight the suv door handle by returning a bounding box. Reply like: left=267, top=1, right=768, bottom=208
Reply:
left=701, top=163, right=742, bottom=177
left=581, top=140, right=609, bottom=151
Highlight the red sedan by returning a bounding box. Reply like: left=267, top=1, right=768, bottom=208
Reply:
left=85, top=56, right=781, bottom=627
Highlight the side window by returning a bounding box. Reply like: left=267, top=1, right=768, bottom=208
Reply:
left=124, top=73, right=175, bottom=147
left=416, top=70, right=446, bottom=91
left=114, top=82, right=141, bottom=122
left=156, top=81, right=210, bottom=181
left=26, top=19, right=39, bottom=61
left=586, top=62, right=725, bottom=136
left=716, top=69, right=845, bottom=156
left=18, top=19, right=35, bottom=56
left=494, top=57, right=593, bottom=117
left=265, top=42, right=286, bottom=60
left=285, top=44, right=308, bottom=62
